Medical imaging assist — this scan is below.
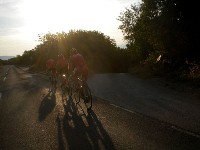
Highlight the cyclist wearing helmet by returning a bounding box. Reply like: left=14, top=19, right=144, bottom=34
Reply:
left=69, top=48, right=88, bottom=81
left=46, top=58, right=57, bottom=88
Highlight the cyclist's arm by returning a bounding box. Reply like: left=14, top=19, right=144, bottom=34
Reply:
left=46, top=66, right=49, bottom=75
left=68, top=58, right=74, bottom=74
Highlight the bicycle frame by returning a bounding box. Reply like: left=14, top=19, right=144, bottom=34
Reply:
left=60, top=72, right=92, bottom=110
left=48, top=70, right=57, bottom=91
left=61, top=74, right=71, bottom=97
left=70, top=75, right=92, bottom=110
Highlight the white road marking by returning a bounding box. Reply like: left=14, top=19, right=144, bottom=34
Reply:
left=171, top=125, right=200, bottom=139
left=110, top=103, right=136, bottom=114
left=110, top=103, right=200, bottom=139
left=3, top=77, right=7, bottom=82
left=23, top=75, right=32, bottom=78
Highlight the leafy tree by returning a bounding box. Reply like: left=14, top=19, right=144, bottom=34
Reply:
left=0, top=59, right=4, bottom=66
left=14, top=30, right=128, bottom=73
left=118, top=0, right=200, bottom=75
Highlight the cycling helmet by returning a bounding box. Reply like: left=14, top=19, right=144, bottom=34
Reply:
left=58, top=54, right=64, bottom=58
left=70, top=48, right=77, bottom=54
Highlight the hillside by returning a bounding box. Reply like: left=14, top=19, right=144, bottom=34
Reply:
left=0, top=56, right=14, bottom=60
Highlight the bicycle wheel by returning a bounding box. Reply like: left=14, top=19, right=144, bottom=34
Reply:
left=50, top=76, right=53, bottom=87
left=82, top=83, right=92, bottom=110
left=70, top=78, right=80, bottom=103
left=50, top=73, right=56, bottom=90
left=53, top=76, right=57, bottom=90
left=61, top=75, right=67, bottom=94
left=66, top=76, right=73, bottom=98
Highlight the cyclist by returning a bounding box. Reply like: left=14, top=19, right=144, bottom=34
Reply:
left=46, top=58, right=57, bottom=89
left=69, top=48, right=88, bottom=81
left=56, top=53, right=68, bottom=87
left=46, top=58, right=56, bottom=75
left=69, top=48, right=89, bottom=101
left=68, top=48, right=92, bottom=106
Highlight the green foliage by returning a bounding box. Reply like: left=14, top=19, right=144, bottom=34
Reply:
left=0, top=59, right=3, bottom=66
left=118, top=0, right=200, bottom=79
left=10, top=30, right=129, bottom=73
left=0, top=59, right=8, bottom=65
left=188, top=62, right=200, bottom=81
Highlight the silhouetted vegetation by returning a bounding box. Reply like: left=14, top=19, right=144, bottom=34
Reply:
left=7, top=0, right=200, bottom=81
left=8, top=30, right=129, bottom=73
left=118, top=0, right=200, bottom=80
left=0, top=59, right=7, bottom=66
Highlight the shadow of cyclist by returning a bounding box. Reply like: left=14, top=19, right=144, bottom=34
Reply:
left=38, top=91, right=56, bottom=122
left=86, top=109, right=116, bottom=150
left=56, top=95, right=115, bottom=150
left=65, top=96, right=93, bottom=149
left=56, top=113, right=66, bottom=150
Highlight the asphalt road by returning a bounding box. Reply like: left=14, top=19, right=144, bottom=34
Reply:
left=88, top=73, right=200, bottom=135
left=0, top=65, right=200, bottom=150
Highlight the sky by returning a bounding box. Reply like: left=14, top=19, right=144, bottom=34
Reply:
left=0, top=0, right=141, bottom=56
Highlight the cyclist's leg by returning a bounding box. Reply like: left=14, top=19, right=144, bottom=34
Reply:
left=61, top=67, right=69, bottom=91
left=49, top=69, right=54, bottom=91
left=83, top=81, right=92, bottom=109
left=81, top=69, right=92, bottom=109
left=47, top=68, right=52, bottom=82
left=52, top=68, right=57, bottom=89
left=71, top=69, right=82, bottom=103
left=77, top=70, right=87, bottom=102
left=57, top=66, right=63, bottom=87
left=50, top=69, right=54, bottom=90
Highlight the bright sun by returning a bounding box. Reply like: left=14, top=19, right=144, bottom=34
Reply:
left=19, top=0, right=118, bottom=35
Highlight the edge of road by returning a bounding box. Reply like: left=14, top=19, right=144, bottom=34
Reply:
left=16, top=65, right=200, bottom=139
left=0, top=66, right=11, bottom=81
left=93, top=95, right=200, bottom=139
left=15, top=65, right=48, bottom=80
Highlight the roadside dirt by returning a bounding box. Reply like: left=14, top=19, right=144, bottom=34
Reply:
left=146, top=77, right=200, bottom=100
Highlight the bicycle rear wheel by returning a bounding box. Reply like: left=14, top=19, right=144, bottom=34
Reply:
left=71, top=79, right=81, bottom=104
left=82, top=83, right=92, bottom=110
left=51, top=75, right=57, bottom=91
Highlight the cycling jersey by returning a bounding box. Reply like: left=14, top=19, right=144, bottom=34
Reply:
left=46, top=59, right=56, bottom=69
left=56, top=54, right=68, bottom=75
left=46, top=59, right=57, bottom=76
left=70, top=53, right=88, bottom=80
left=57, top=55, right=67, bottom=68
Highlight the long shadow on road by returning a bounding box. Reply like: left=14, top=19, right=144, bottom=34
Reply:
left=38, top=91, right=56, bottom=121
left=56, top=95, right=116, bottom=150
left=85, top=109, right=115, bottom=150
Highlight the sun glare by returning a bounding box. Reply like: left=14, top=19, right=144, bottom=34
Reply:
left=19, top=0, right=120, bottom=35
left=17, top=0, right=133, bottom=47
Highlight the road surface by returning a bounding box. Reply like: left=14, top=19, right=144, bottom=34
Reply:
left=88, top=73, right=200, bottom=135
left=0, top=65, right=199, bottom=150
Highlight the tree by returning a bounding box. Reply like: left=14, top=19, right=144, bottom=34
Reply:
left=118, top=0, right=200, bottom=75
left=27, top=30, right=127, bottom=73
left=10, top=30, right=130, bottom=73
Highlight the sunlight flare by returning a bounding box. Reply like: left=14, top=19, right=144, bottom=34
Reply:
left=19, top=0, right=121, bottom=35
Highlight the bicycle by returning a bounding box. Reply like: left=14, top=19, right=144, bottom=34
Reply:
left=70, top=74, right=92, bottom=110
left=47, top=69, right=57, bottom=92
left=60, top=73, right=72, bottom=98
